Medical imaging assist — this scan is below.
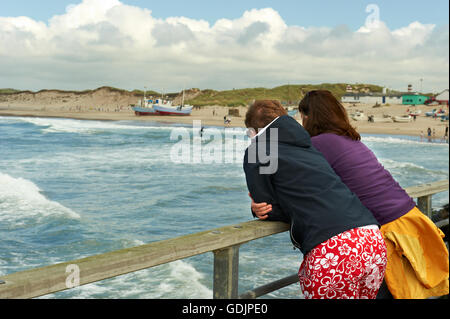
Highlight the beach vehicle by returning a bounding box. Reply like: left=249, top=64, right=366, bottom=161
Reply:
left=393, top=115, right=412, bottom=123
left=424, top=97, right=440, bottom=105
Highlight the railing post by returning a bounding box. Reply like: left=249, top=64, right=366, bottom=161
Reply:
left=213, top=245, right=240, bottom=299
left=417, top=195, right=432, bottom=218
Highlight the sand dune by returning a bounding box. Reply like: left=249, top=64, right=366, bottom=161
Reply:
left=0, top=88, right=448, bottom=139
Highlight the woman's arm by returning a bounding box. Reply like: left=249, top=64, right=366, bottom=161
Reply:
left=243, top=150, right=289, bottom=223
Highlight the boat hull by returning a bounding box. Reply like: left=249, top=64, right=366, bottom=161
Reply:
left=153, top=105, right=192, bottom=116
left=132, top=106, right=158, bottom=116
left=393, top=116, right=412, bottom=123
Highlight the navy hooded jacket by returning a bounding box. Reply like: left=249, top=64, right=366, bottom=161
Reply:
left=243, top=115, right=379, bottom=255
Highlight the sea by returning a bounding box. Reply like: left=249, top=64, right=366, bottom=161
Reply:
left=0, top=115, right=448, bottom=299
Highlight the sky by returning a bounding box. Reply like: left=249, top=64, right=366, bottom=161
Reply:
left=0, top=0, right=448, bottom=93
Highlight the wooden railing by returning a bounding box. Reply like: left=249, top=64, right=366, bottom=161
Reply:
left=0, top=180, right=448, bottom=299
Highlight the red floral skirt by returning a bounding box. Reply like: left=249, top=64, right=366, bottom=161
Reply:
left=298, top=226, right=387, bottom=299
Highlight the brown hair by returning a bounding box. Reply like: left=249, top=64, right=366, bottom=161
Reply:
left=298, top=90, right=361, bottom=140
left=245, top=100, right=287, bottom=131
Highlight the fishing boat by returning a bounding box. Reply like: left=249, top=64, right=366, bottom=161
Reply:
left=153, top=100, right=193, bottom=116
left=131, top=99, right=158, bottom=116
left=152, top=90, right=193, bottom=116
left=132, top=89, right=193, bottom=116
left=393, top=115, right=412, bottom=123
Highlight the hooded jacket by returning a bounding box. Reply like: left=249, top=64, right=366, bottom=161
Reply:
left=243, top=115, right=379, bottom=255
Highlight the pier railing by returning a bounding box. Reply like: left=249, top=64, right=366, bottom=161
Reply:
left=0, top=180, right=448, bottom=299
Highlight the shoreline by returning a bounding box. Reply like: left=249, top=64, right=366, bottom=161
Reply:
left=0, top=104, right=449, bottom=139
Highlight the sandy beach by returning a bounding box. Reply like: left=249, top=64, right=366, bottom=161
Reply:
left=0, top=102, right=448, bottom=140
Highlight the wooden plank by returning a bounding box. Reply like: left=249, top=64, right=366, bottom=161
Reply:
left=405, top=180, right=449, bottom=199
left=417, top=195, right=432, bottom=217
left=0, top=220, right=288, bottom=299
left=213, top=246, right=240, bottom=299
left=435, top=218, right=449, bottom=229
left=239, top=274, right=299, bottom=299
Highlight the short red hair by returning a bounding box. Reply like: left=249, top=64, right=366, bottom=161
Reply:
left=245, top=100, right=287, bottom=131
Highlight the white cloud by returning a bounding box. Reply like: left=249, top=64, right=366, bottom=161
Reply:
left=0, top=0, right=448, bottom=93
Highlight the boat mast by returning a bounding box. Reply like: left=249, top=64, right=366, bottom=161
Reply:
left=181, top=89, right=185, bottom=108
left=144, top=86, right=147, bottom=107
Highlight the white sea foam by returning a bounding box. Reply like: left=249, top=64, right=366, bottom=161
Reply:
left=9, top=117, right=177, bottom=134
left=378, top=158, right=449, bottom=176
left=0, top=172, right=80, bottom=225
left=378, top=158, right=428, bottom=170
left=41, top=259, right=212, bottom=299
left=362, top=136, right=449, bottom=147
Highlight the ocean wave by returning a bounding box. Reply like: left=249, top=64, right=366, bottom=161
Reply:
left=378, top=158, right=448, bottom=175
left=41, top=260, right=212, bottom=299
left=0, top=172, right=80, bottom=226
left=362, top=136, right=449, bottom=147
left=5, top=117, right=179, bottom=134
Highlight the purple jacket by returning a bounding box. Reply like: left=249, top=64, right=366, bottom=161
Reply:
left=311, top=133, right=416, bottom=225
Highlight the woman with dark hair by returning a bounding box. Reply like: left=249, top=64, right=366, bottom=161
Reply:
left=251, top=90, right=449, bottom=299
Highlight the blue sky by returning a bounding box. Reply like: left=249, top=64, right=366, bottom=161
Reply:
left=1, top=0, right=448, bottom=29
left=0, top=0, right=448, bottom=92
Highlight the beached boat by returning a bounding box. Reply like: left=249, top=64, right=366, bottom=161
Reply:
left=132, top=99, right=157, bottom=116
left=425, top=109, right=446, bottom=117
left=152, top=90, right=193, bottom=116
left=152, top=97, right=193, bottom=116
left=351, top=111, right=367, bottom=121
left=153, top=103, right=193, bottom=116
left=393, top=115, right=412, bottom=123
left=409, top=110, right=422, bottom=116
left=372, top=117, right=393, bottom=123
left=426, top=109, right=437, bottom=117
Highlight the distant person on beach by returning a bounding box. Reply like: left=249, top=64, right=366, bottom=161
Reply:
left=420, top=131, right=424, bottom=142
left=427, top=127, right=432, bottom=142
left=444, top=125, right=449, bottom=142
left=243, top=100, right=386, bottom=299
left=252, top=91, right=449, bottom=299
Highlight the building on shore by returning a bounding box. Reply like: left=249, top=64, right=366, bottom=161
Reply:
left=435, top=89, right=449, bottom=105
left=402, top=94, right=429, bottom=105
left=341, top=92, right=403, bottom=105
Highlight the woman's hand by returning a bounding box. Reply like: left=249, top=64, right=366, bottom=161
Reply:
left=248, top=193, right=272, bottom=220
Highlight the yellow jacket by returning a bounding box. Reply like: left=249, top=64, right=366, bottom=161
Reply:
left=381, top=207, right=449, bottom=299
